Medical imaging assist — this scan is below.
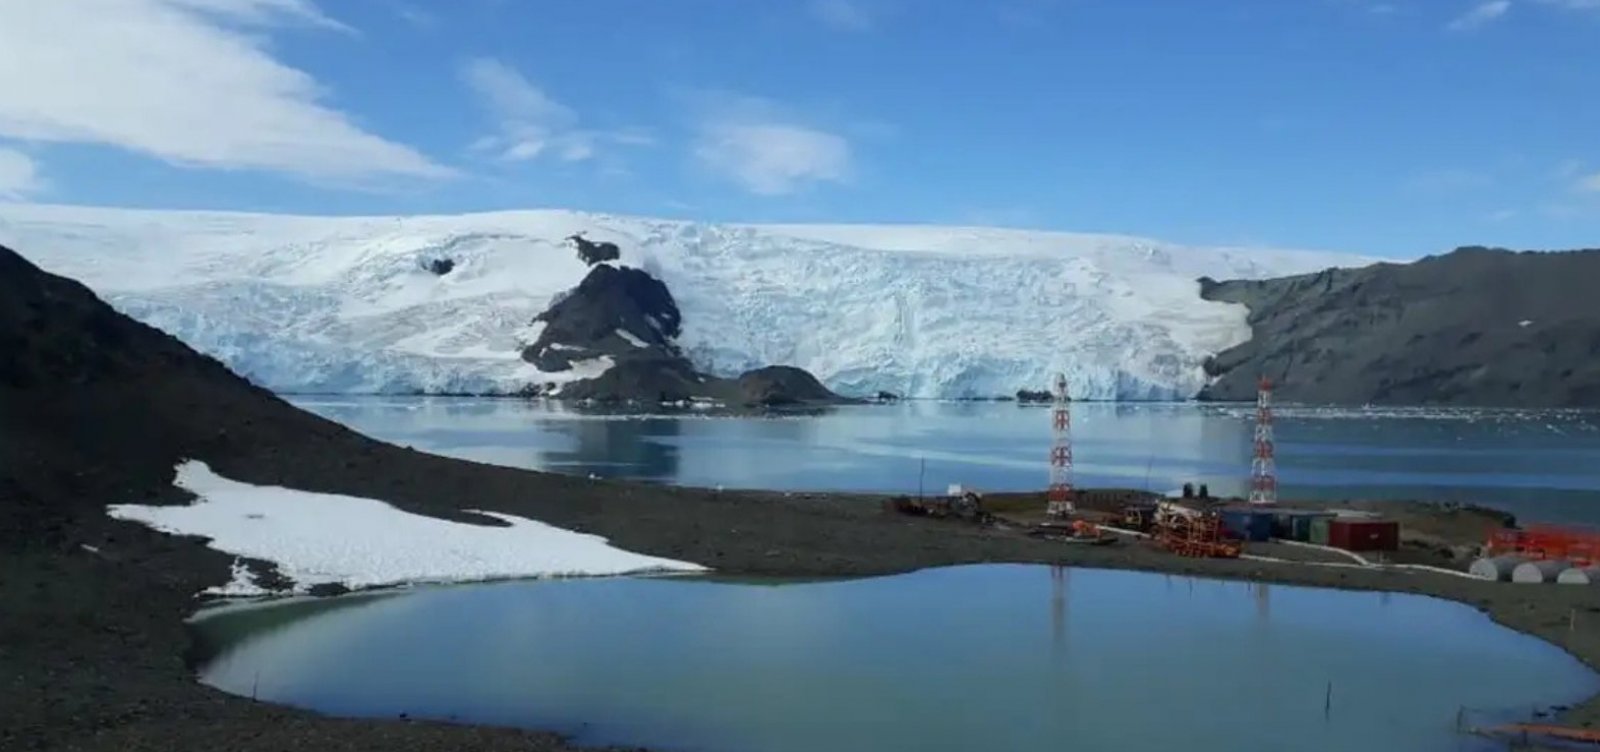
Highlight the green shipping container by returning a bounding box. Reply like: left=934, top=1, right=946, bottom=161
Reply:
left=1290, top=513, right=1335, bottom=542
left=1309, top=516, right=1332, bottom=545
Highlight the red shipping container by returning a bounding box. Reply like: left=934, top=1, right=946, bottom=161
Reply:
left=1328, top=519, right=1399, bottom=552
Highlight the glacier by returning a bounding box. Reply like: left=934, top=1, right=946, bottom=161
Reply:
left=0, top=202, right=1377, bottom=400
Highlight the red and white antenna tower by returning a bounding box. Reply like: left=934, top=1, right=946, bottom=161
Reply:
left=1249, top=376, right=1277, bottom=506
left=1047, top=372, right=1075, bottom=517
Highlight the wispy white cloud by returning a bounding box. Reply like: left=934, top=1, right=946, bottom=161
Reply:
left=396, top=4, right=435, bottom=28
left=1577, top=172, right=1600, bottom=192
left=1331, top=0, right=1405, bottom=16
left=1405, top=169, right=1494, bottom=193
left=1533, top=0, right=1600, bottom=11
left=1446, top=0, right=1511, bottom=30
left=809, top=0, right=873, bottom=31
left=460, top=58, right=649, bottom=165
left=0, top=147, right=45, bottom=198
left=996, top=0, right=1065, bottom=29
left=687, top=94, right=853, bottom=196
left=958, top=206, right=1040, bottom=228
left=1487, top=208, right=1518, bottom=221
left=1555, top=159, right=1585, bottom=179
left=695, top=123, right=852, bottom=196
left=0, top=0, right=450, bottom=182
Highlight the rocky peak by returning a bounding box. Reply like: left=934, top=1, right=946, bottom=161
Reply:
left=521, top=263, right=684, bottom=372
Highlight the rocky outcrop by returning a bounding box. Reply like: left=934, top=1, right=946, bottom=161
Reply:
left=554, top=359, right=706, bottom=404
left=522, top=264, right=682, bottom=372
left=721, top=366, right=838, bottom=407
left=521, top=261, right=845, bottom=406
left=1197, top=246, right=1600, bottom=407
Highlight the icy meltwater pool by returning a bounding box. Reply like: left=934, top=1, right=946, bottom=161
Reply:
left=193, top=565, right=1596, bottom=752
left=291, top=398, right=1600, bottom=525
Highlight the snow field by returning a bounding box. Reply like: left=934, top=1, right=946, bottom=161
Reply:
left=108, top=461, right=706, bottom=595
left=2, top=203, right=1374, bottom=399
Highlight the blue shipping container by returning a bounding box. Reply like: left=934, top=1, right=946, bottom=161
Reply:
left=1219, top=509, right=1274, bottom=542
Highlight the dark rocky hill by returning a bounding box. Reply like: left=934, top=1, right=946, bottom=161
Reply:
left=1197, top=246, right=1600, bottom=407
left=521, top=262, right=846, bottom=406
left=522, top=263, right=682, bottom=372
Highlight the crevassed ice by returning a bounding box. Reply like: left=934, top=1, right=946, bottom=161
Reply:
left=2, top=203, right=1374, bottom=399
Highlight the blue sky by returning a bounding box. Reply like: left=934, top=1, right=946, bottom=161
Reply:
left=2, top=0, right=1598, bottom=255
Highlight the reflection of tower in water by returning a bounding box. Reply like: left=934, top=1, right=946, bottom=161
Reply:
left=1252, top=581, right=1271, bottom=624
left=1050, top=565, right=1068, bottom=654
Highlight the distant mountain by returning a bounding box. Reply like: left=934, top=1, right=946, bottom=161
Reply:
left=1198, top=247, right=1600, bottom=407
left=0, top=202, right=1367, bottom=400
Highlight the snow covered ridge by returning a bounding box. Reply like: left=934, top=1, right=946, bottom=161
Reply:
left=107, top=461, right=706, bottom=596
left=1, top=202, right=1378, bottom=400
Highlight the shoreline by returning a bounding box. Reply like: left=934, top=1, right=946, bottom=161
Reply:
left=6, top=383, right=1597, bottom=750
left=12, top=464, right=1600, bottom=751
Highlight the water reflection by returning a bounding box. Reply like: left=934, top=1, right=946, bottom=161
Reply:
left=1049, top=565, right=1067, bottom=658
left=538, top=416, right=682, bottom=481
left=288, top=398, right=1600, bottom=524
left=193, top=566, right=1597, bottom=752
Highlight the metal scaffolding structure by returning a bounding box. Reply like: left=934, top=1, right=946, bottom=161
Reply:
left=1047, top=372, right=1075, bottom=517
left=1249, top=376, right=1278, bottom=506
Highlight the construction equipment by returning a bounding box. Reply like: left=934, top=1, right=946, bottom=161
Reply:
left=1152, top=501, right=1241, bottom=558
left=1119, top=504, right=1157, bottom=533
left=1030, top=518, right=1114, bottom=545
left=884, top=489, right=992, bottom=524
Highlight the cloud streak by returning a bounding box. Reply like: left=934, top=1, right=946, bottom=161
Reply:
left=809, top=0, right=873, bottom=31
left=1446, top=0, right=1511, bottom=30
left=686, top=94, right=854, bottom=195
left=0, top=0, right=450, bottom=182
left=1534, top=0, right=1600, bottom=10
left=695, top=123, right=852, bottom=195
left=460, top=57, right=649, bottom=164
left=1405, top=169, right=1494, bottom=194
left=0, top=147, right=44, bottom=198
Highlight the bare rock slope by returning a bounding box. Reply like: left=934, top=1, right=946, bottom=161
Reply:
left=1198, top=246, right=1600, bottom=407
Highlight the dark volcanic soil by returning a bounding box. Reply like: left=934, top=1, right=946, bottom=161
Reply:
left=6, top=243, right=1600, bottom=751
left=1198, top=246, right=1600, bottom=407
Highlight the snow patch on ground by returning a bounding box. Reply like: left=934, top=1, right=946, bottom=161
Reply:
left=617, top=328, right=649, bottom=348
left=107, top=461, right=705, bottom=594
left=207, top=558, right=269, bottom=597
left=3, top=203, right=1381, bottom=399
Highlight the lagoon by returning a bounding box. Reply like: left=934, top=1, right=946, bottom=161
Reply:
left=194, top=565, right=1596, bottom=752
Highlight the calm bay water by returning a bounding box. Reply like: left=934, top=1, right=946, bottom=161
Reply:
left=291, top=397, right=1600, bottom=524
left=194, top=565, right=1597, bottom=752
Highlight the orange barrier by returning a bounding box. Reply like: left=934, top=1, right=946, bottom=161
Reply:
left=1488, top=525, right=1600, bottom=565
